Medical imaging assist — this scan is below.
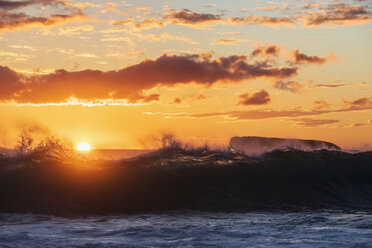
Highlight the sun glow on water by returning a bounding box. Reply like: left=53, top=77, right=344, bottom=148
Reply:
left=77, top=142, right=91, bottom=151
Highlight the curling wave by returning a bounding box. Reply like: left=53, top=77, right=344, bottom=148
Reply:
left=1, top=146, right=372, bottom=215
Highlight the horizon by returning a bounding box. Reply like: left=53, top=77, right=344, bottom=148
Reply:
left=1, top=135, right=371, bottom=154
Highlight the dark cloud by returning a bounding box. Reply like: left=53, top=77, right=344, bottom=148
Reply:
left=171, top=94, right=208, bottom=104
left=352, top=123, right=366, bottom=127
left=238, top=90, right=271, bottom=106
left=292, top=50, right=327, bottom=64
left=0, top=1, right=30, bottom=10
left=303, top=3, right=372, bottom=26
left=0, top=53, right=298, bottom=104
left=252, top=45, right=281, bottom=57
left=113, top=3, right=372, bottom=31
left=0, top=66, right=24, bottom=100
left=228, top=16, right=294, bottom=26
left=116, top=14, right=294, bottom=30
left=273, top=80, right=304, bottom=93
left=314, top=84, right=347, bottom=88
left=0, top=0, right=84, bottom=31
left=165, top=9, right=222, bottom=24
left=173, top=98, right=182, bottom=104
left=0, top=0, right=66, bottom=10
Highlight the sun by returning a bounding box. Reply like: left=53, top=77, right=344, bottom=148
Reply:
left=77, top=142, right=92, bottom=152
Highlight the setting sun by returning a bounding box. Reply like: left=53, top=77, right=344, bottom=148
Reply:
left=77, top=142, right=92, bottom=152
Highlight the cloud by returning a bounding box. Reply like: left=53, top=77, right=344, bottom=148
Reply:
left=352, top=123, right=365, bottom=127
left=291, top=118, right=340, bottom=127
left=69, top=2, right=101, bottom=9
left=165, top=9, right=222, bottom=25
left=194, top=94, right=208, bottom=100
left=312, top=100, right=331, bottom=109
left=211, top=38, right=246, bottom=45
left=9, top=45, right=37, bottom=51
left=272, top=80, right=345, bottom=93
left=0, top=0, right=31, bottom=10
left=313, top=84, right=347, bottom=88
left=302, top=3, right=324, bottom=10
left=171, top=94, right=210, bottom=104
left=273, top=81, right=304, bottom=93
left=256, top=6, right=281, bottom=11
left=228, top=16, right=294, bottom=26
left=291, top=50, right=327, bottom=64
left=141, top=94, right=160, bottom=103
left=134, top=7, right=151, bottom=13
left=114, top=9, right=294, bottom=31
left=101, top=2, right=127, bottom=16
left=112, top=17, right=165, bottom=30
left=58, top=25, right=95, bottom=36
left=113, top=3, right=372, bottom=31
left=0, top=66, right=23, bottom=99
left=160, top=96, right=372, bottom=121
left=238, top=90, right=271, bottom=106
left=302, top=3, right=372, bottom=26
left=342, top=97, right=372, bottom=108
left=136, top=32, right=199, bottom=45
left=351, top=120, right=372, bottom=127
left=0, top=49, right=31, bottom=61
left=173, top=98, right=182, bottom=104
left=204, top=4, right=216, bottom=8
left=0, top=53, right=298, bottom=104
left=252, top=44, right=281, bottom=56
left=0, top=0, right=85, bottom=31
left=185, top=109, right=327, bottom=120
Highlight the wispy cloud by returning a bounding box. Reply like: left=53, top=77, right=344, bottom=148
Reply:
left=157, top=96, right=372, bottom=121
left=290, top=118, right=340, bottom=127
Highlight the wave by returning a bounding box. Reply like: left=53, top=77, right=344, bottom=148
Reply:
left=1, top=145, right=372, bottom=215
left=229, top=136, right=341, bottom=156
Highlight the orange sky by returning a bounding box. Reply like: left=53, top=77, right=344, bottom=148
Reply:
left=0, top=0, right=371, bottom=150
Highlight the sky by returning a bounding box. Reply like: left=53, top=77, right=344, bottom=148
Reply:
left=0, top=0, right=371, bottom=150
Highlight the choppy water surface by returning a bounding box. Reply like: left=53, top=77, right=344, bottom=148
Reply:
left=1, top=210, right=372, bottom=248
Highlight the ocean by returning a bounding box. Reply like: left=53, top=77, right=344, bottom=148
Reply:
left=1, top=210, right=372, bottom=247
left=1, top=145, right=372, bottom=247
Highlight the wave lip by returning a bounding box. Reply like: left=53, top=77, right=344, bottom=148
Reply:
left=229, top=136, right=341, bottom=156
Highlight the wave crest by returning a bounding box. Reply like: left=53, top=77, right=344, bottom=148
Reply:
left=1, top=144, right=372, bottom=215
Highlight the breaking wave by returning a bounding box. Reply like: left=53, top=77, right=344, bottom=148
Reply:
left=1, top=141, right=372, bottom=215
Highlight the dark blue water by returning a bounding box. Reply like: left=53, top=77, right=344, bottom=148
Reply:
left=1, top=210, right=372, bottom=248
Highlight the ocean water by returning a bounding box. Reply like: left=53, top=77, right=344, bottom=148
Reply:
left=1, top=210, right=372, bottom=248
left=1, top=147, right=372, bottom=247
